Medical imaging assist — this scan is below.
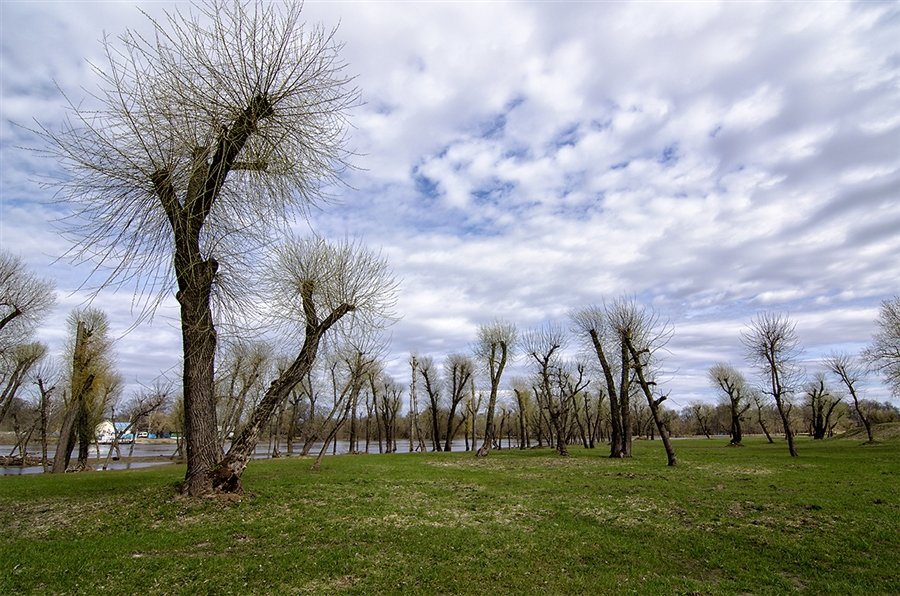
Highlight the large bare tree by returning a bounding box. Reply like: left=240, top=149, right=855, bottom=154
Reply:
left=0, top=342, right=47, bottom=426
left=609, top=299, right=677, bottom=466
left=572, top=300, right=652, bottom=459
left=474, top=321, right=516, bottom=458
left=211, top=237, right=395, bottom=491
left=742, top=312, right=801, bottom=457
left=863, top=296, right=900, bottom=399
left=36, top=1, right=356, bottom=495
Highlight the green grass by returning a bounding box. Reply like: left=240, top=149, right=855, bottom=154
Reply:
left=2, top=436, right=898, bottom=594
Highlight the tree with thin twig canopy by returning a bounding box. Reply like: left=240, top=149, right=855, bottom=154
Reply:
left=34, top=0, right=358, bottom=495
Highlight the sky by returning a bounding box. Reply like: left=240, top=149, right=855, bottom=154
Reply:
left=1, top=0, right=898, bottom=411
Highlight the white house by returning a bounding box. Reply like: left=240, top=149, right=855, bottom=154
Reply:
left=94, top=421, right=135, bottom=444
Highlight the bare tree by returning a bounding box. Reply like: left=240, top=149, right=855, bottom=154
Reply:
left=211, top=237, right=396, bottom=491
left=34, top=363, right=59, bottom=473
left=373, top=373, right=402, bottom=453
left=0, top=342, right=47, bottom=426
left=742, top=312, right=801, bottom=457
left=708, top=363, right=751, bottom=446
left=36, top=1, right=357, bottom=495
left=610, top=299, right=677, bottom=466
left=215, top=340, right=273, bottom=448
left=443, top=354, right=474, bottom=451
left=0, top=251, right=55, bottom=355
left=571, top=304, right=632, bottom=458
left=523, top=324, right=588, bottom=457
left=418, top=356, right=444, bottom=452
left=750, top=389, right=775, bottom=443
left=804, top=373, right=842, bottom=440
left=863, top=296, right=900, bottom=398
left=511, top=379, right=532, bottom=449
left=408, top=354, right=427, bottom=453
left=474, top=321, right=516, bottom=458
left=463, top=385, right=482, bottom=451
left=688, top=402, right=714, bottom=439
left=825, top=352, right=873, bottom=442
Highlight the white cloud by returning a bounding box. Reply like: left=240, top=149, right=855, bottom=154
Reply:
left=2, top=0, right=898, bottom=406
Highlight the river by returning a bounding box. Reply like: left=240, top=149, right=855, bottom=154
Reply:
left=0, top=438, right=485, bottom=476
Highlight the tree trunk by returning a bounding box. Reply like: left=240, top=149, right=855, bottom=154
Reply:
left=730, top=410, right=743, bottom=445
left=775, top=399, right=798, bottom=457
left=757, top=406, right=774, bottom=443
left=476, top=346, right=507, bottom=458
left=624, top=338, right=676, bottom=466
left=179, top=274, right=223, bottom=495
left=212, top=331, right=320, bottom=492
left=38, top=380, right=51, bottom=473
left=51, top=397, right=79, bottom=474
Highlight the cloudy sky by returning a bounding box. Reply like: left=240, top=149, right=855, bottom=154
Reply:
left=1, top=1, right=898, bottom=410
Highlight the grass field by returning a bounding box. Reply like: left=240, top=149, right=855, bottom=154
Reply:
left=1, top=435, right=898, bottom=594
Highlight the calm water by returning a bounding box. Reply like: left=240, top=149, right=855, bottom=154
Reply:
left=0, top=438, right=483, bottom=476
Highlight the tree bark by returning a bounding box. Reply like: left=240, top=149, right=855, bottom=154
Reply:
left=51, top=399, right=78, bottom=474
left=178, top=265, right=223, bottom=495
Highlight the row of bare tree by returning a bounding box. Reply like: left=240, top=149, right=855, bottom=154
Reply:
left=709, top=311, right=893, bottom=457
left=11, top=0, right=900, bottom=495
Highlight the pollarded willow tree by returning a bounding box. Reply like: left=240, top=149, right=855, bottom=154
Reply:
left=708, top=363, right=751, bottom=446
left=0, top=251, right=55, bottom=355
left=572, top=298, right=676, bottom=464
left=213, top=236, right=396, bottom=491
left=864, top=296, right=900, bottom=399
left=608, top=298, right=677, bottom=466
left=36, top=1, right=358, bottom=495
left=742, top=312, right=802, bottom=457
left=474, top=320, right=516, bottom=458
